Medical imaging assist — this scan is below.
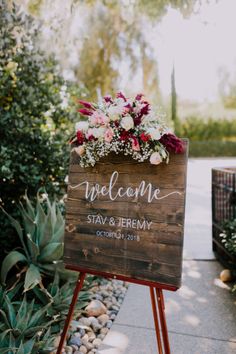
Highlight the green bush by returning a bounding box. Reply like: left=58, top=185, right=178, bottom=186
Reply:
left=189, top=141, right=236, bottom=157
left=0, top=2, right=79, bottom=261
left=176, top=116, right=236, bottom=141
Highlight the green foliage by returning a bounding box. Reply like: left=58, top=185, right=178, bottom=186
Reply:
left=0, top=1, right=78, bottom=262
left=33, top=272, right=92, bottom=323
left=220, top=219, right=236, bottom=256
left=188, top=141, right=236, bottom=157
left=0, top=284, right=56, bottom=353
left=175, top=116, right=236, bottom=156
left=1, top=193, right=66, bottom=292
left=176, top=117, right=236, bottom=141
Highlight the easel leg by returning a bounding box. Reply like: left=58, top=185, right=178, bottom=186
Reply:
left=150, top=287, right=163, bottom=354
left=56, top=272, right=86, bottom=354
left=156, top=288, right=171, bottom=354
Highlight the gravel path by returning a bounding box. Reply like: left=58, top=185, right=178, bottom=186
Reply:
left=52, top=279, right=129, bottom=353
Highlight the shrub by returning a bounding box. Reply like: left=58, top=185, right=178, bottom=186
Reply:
left=0, top=1, right=79, bottom=262
left=189, top=141, right=236, bottom=157
left=176, top=116, right=236, bottom=141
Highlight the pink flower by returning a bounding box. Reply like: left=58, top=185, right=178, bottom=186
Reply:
left=150, top=152, right=162, bottom=165
left=132, top=137, right=140, bottom=151
left=90, top=111, right=109, bottom=126
left=74, top=145, right=85, bottom=156
left=104, top=127, right=114, bottom=143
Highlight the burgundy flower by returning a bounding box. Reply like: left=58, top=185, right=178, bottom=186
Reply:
left=116, top=92, right=127, bottom=101
left=140, top=103, right=150, bottom=116
left=133, top=103, right=150, bottom=126
left=120, top=130, right=131, bottom=141
left=140, top=132, right=151, bottom=142
left=135, top=93, right=144, bottom=101
left=103, top=95, right=113, bottom=104
left=76, top=130, right=84, bottom=145
left=88, top=134, right=96, bottom=141
left=133, top=116, right=142, bottom=126
left=124, top=103, right=133, bottom=114
left=160, top=134, right=184, bottom=154
left=78, top=100, right=94, bottom=109
left=78, top=108, right=93, bottom=116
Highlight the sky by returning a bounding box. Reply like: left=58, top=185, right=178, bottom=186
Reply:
left=155, top=0, right=236, bottom=102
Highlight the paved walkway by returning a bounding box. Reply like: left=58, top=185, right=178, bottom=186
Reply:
left=98, top=159, right=236, bottom=354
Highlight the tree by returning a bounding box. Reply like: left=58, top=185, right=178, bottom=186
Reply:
left=0, top=1, right=77, bottom=262
left=171, top=65, right=177, bottom=127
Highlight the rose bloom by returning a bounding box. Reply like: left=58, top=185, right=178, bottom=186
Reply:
left=121, top=115, right=134, bottom=131
left=104, top=127, right=114, bottom=143
left=150, top=152, right=162, bottom=165
left=90, top=111, right=109, bottom=126
left=75, top=121, right=89, bottom=132
left=74, top=145, right=85, bottom=156
left=107, top=105, right=124, bottom=121
left=147, top=127, right=161, bottom=140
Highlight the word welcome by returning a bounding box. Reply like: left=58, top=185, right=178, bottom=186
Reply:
left=70, top=171, right=181, bottom=203
left=87, top=214, right=152, bottom=230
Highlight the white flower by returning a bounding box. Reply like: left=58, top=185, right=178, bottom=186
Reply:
left=141, top=112, right=157, bottom=125
left=120, top=115, right=134, bottom=131
left=75, top=121, right=89, bottom=132
left=147, top=127, right=161, bottom=140
left=87, top=127, right=106, bottom=139
left=107, top=105, right=124, bottom=120
left=150, top=152, right=162, bottom=165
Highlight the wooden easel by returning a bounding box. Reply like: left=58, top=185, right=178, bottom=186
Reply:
left=56, top=265, right=176, bottom=354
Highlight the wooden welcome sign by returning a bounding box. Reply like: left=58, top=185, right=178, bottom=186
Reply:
left=64, top=140, right=188, bottom=289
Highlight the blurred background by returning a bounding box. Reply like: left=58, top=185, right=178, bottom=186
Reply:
left=13, top=0, right=236, bottom=154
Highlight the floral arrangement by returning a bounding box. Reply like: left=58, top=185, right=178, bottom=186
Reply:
left=70, top=92, right=184, bottom=167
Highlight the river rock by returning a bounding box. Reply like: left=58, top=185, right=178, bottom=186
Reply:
left=93, top=338, right=102, bottom=348
left=68, top=336, right=82, bottom=347
left=97, top=314, right=109, bottom=326
left=79, top=345, right=88, bottom=354
left=85, top=300, right=107, bottom=317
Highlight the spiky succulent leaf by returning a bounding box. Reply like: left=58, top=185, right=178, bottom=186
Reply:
left=1, top=251, right=28, bottom=285
left=39, top=242, right=63, bottom=263
left=15, top=296, right=28, bottom=331
left=23, top=192, right=36, bottom=220
left=19, top=202, right=36, bottom=243
left=39, top=207, right=53, bottom=249
left=25, top=233, right=39, bottom=261
left=5, top=295, right=17, bottom=328
left=24, top=264, right=41, bottom=292
left=0, top=208, right=29, bottom=258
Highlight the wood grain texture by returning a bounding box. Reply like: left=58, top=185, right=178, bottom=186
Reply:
left=64, top=139, right=188, bottom=288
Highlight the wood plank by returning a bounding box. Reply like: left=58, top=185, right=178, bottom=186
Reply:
left=64, top=140, right=188, bottom=288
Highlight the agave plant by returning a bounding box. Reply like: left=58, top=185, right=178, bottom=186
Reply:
left=33, top=272, right=92, bottom=324
left=0, top=287, right=57, bottom=353
left=0, top=192, right=65, bottom=291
